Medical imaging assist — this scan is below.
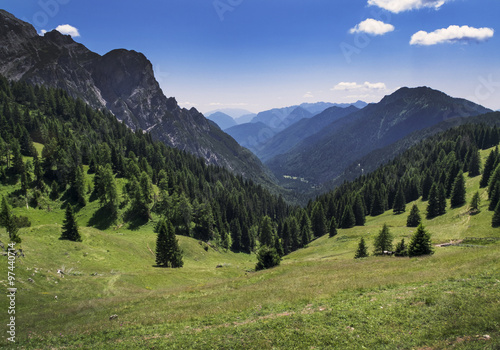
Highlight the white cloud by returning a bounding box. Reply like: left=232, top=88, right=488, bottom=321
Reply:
left=410, top=25, right=494, bottom=45
left=332, top=82, right=387, bottom=92
left=303, top=92, right=314, bottom=98
left=367, top=0, right=449, bottom=13
left=55, top=24, right=80, bottom=38
left=349, top=19, right=395, bottom=36
left=38, top=29, right=47, bottom=36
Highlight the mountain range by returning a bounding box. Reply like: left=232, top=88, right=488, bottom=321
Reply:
left=266, top=86, right=491, bottom=190
left=0, top=10, right=275, bottom=186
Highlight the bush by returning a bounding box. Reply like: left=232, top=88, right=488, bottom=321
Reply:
left=255, top=245, right=281, bottom=271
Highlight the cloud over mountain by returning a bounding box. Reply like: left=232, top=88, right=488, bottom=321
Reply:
left=332, top=82, right=387, bottom=92
left=349, top=19, right=394, bottom=36
left=368, top=0, right=449, bottom=13
left=410, top=25, right=494, bottom=45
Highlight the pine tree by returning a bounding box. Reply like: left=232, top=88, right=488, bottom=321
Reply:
left=469, top=191, right=480, bottom=214
left=450, top=171, right=466, bottom=208
left=354, top=237, right=368, bottom=259
left=394, top=238, right=408, bottom=257
left=373, top=223, right=393, bottom=255
left=492, top=201, right=500, bottom=228
left=340, top=205, right=355, bottom=229
left=71, top=165, right=86, bottom=206
left=408, top=224, right=433, bottom=257
left=60, top=205, right=82, bottom=242
left=393, top=184, right=406, bottom=214
left=406, top=204, right=421, bottom=227
left=329, top=217, right=338, bottom=238
left=311, top=202, right=327, bottom=237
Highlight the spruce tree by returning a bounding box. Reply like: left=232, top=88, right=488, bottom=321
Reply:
left=340, top=205, right=355, bottom=229
left=408, top=224, right=433, bottom=257
left=393, top=184, right=406, bottom=214
left=352, top=195, right=365, bottom=226
left=60, top=205, right=82, bottom=242
left=156, top=219, right=183, bottom=268
left=467, top=147, right=481, bottom=177
left=426, top=183, right=439, bottom=219
left=450, top=171, right=466, bottom=208
left=469, top=191, right=480, bottom=214
left=300, top=213, right=312, bottom=247
left=329, top=217, right=338, bottom=238
left=259, top=216, right=275, bottom=247
left=407, top=204, right=421, bottom=227
left=421, top=172, right=434, bottom=201
left=155, top=220, right=169, bottom=266
left=394, top=238, right=408, bottom=257
left=0, top=197, right=20, bottom=243
left=354, top=237, right=368, bottom=259
left=480, top=149, right=498, bottom=188
left=311, top=202, right=327, bottom=237
left=437, top=183, right=447, bottom=216
left=373, top=223, right=393, bottom=255
left=492, top=201, right=500, bottom=228
left=370, top=191, right=385, bottom=216
left=489, top=183, right=500, bottom=211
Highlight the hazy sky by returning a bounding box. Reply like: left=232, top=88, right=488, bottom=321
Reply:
left=4, top=0, right=500, bottom=113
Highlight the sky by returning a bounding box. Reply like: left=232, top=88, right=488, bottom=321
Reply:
left=3, top=0, right=500, bottom=113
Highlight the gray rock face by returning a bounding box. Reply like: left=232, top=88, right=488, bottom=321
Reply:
left=0, top=10, right=274, bottom=185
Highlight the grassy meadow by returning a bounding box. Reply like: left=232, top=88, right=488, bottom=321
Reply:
left=0, top=147, right=499, bottom=349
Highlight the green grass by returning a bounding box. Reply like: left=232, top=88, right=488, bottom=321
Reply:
left=0, top=147, right=499, bottom=349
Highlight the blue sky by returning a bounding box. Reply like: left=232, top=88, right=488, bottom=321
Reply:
left=3, top=0, right=500, bottom=113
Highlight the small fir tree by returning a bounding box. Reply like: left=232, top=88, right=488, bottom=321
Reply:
left=60, top=205, right=82, bottom=242
left=427, top=183, right=439, bottom=219
left=469, top=191, right=480, bottom=214
left=394, top=238, right=408, bottom=257
left=340, top=205, right=355, bottom=229
left=156, top=220, right=183, bottom=268
left=373, top=223, right=393, bottom=255
left=492, top=201, right=500, bottom=228
left=408, top=224, right=433, bottom=257
left=406, top=204, right=421, bottom=227
left=255, top=245, right=281, bottom=271
left=393, top=185, right=406, bottom=214
left=354, top=238, right=368, bottom=259
left=311, top=202, right=327, bottom=237
left=467, top=147, right=481, bottom=177
left=0, top=197, right=20, bottom=243
left=450, top=171, right=466, bottom=208
left=480, top=149, right=498, bottom=188
left=329, top=217, right=338, bottom=238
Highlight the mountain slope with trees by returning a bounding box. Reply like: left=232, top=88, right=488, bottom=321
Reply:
left=0, top=10, right=275, bottom=186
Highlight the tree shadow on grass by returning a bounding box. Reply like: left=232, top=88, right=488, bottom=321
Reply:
left=88, top=205, right=116, bottom=230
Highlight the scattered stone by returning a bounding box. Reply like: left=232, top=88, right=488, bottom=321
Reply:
left=109, top=314, right=118, bottom=321
left=28, top=278, right=34, bottom=283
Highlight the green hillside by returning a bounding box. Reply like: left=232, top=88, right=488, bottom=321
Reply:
left=1, top=146, right=499, bottom=349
